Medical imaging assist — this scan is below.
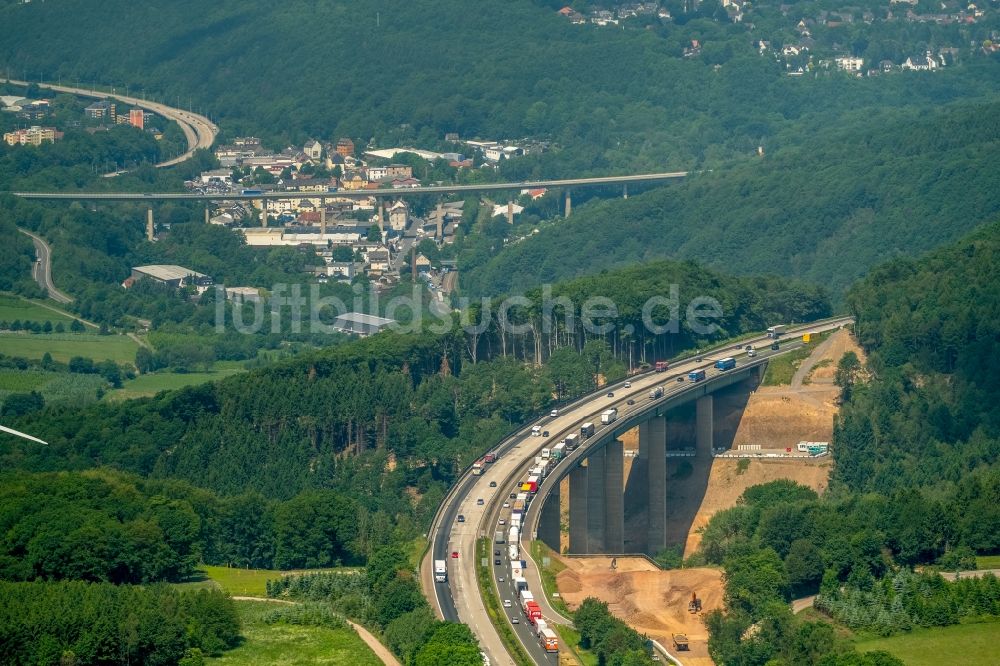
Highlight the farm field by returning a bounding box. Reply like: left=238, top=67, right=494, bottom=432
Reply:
left=0, top=332, right=138, bottom=363
left=176, top=565, right=360, bottom=597
left=853, top=620, right=1000, bottom=666
left=205, top=600, right=381, bottom=666
left=108, top=361, right=247, bottom=400
left=0, top=295, right=75, bottom=324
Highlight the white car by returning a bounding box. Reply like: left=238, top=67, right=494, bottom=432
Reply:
left=503, top=599, right=512, bottom=608
left=503, top=502, right=510, bottom=508
left=550, top=409, right=559, bottom=417
left=499, top=518, right=506, bottom=525
left=624, top=381, right=631, bottom=388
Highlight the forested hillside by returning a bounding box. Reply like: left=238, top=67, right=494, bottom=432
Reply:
left=1, top=0, right=997, bottom=174
left=462, top=99, right=1000, bottom=298
left=700, top=221, right=1000, bottom=665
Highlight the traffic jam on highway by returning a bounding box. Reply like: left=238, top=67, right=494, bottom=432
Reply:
left=432, top=322, right=838, bottom=663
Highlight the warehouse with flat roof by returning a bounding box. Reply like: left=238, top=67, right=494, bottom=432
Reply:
left=331, top=312, right=396, bottom=337
left=131, top=264, right=213, bottom=289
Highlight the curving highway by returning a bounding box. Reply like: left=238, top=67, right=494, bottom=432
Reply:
left=424, top=317, right=854, bottom=665
left=18, top=227, right=71, bottom=304
left=1, top=78, right=217, bottom=174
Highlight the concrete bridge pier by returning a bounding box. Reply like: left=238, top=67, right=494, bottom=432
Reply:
left=604, top=439, right=624, bottom=553
left=377, top=198, right=385, bottom=235
left=586, top=448, right=606, bottom=553
left=259, top=199, right=267, bottom=227
left=320, top=198, right=327, bottom=236
left=697, top=394, right=714, bottom=456
left=538, top=483, right=561, bottom=553
left=623, top=183, right=628, bottom=199
left=646, top=416, right=668, bottom=554
left=565, top=189, right=572, bottom=217
left=146, top=208, right=154, bottom=241
left=507, top=200, right=514, bottom=225
left=204, top=207, right=210, bottom=224
left=568, top=464, right=589, bottom=554
left=436, top=201, right=444, bottom=240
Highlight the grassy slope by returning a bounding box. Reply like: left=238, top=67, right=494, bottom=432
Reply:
left=107, top=361, right=247, bottom=400
left=206, top=600, right=382, bottom=666
left=176, top=565, right=359, bottom=597
left=0, top=295, right=75, bottom=324
left=853, top=620, right=1000, bottom=666
left=0, top=332, right=138, bottom=363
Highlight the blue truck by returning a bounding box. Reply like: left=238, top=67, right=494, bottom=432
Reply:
left=715, top=357, right=736, bottom=371
left=688, top=369, right=706, bottom=382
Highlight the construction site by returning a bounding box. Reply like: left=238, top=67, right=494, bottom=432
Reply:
left=552, top=329, right=864, bottom=664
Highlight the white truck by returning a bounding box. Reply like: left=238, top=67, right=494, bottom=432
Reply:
left=650, top=386, right=664, bottom=400
left=540, top=448, right=551, bottom=460
left=434, top=559, right=447, bottom=583
left=601, top=408, right=618, bottom=424
left=508, top=525, right=520, bottom=542
left=565, top=433, right=581, bottom=449
left=508, top=544, right=520, bottom=560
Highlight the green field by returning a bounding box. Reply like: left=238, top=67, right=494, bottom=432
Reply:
left=0, top=332, right=138, bottom=363
left=206, top=600, right=382, bottom=666
left=0, top=370, right=54, bottom=392
left=854, top=620, right=1000, bottom=666
left=976, top=555, right=1000, bottom=569
left=178, top=565, right=359, bottom=597
left=0, top=294, right=75, bottom=324
left=108, top=361, right=247, bottom=400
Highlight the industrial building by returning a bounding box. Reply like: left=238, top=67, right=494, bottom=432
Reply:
left=130, top=265, right=213, bottom=290
left=330, top=312, right=396, bottom=337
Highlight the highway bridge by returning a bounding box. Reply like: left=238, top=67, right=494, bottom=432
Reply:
left=7, top=171, right=687, bottom=201
left=423, top=317, right=853, bottom=666
left=1, top=78, right=218, bottom=174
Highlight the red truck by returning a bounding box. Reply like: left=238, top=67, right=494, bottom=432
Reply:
left=655, top=361, right=669, bottom=372
left=525, top=601, right=542, bottom=625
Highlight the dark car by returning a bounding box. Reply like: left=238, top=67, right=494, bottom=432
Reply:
left=510, top=493, right=517, bottom=499
left=457, top=514, right=465, bottom=523
left=490, top=481, right=497, bottom=487
left=771, top=342, right=779, bottom=350
left=542, top=430, right=549, bottom=437
left=676, top=376, right=684, bottom=382
left=606, top=391, right=615, bottom=398
left=495, top=558, right=501, bottom=565
left=627, top=399, right=635, bottom=405
left=495, top=550, right=501, bottom=556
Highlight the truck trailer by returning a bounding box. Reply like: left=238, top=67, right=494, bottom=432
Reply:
left=581, top=423, right=595, bottom=438
left=434, top=559, right=447, bottom=583
left=600, top=408, right=618, bottom=424
left=539, top=628, right=559, bottom=653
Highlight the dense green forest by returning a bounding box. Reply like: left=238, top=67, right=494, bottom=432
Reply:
left=461, top=99, right=1000, bottom=298
left=700, top=222, right=1000, bottom=664
left=0, top=581, right=239, bottom=665
left=1, top=0, right=997, bottom=174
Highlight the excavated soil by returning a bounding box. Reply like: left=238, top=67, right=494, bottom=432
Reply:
left=557, top=556, right=721, bottom=665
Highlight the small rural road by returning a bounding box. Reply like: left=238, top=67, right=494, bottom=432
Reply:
left=18, top=227, right=72, bottom=304
left=938, top=569, right=1000, bottom=581
left=791, top=334, right=837, bottom=389
left=791, top=595, right=817, bottom=614
left=229, top=596, right=402, bottom=666
left=1, top=78, right=218, bottom=174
